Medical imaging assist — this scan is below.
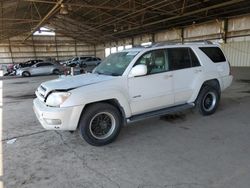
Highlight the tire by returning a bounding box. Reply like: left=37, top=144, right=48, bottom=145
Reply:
left=22, top=71, right=31, bottom=77
left=196, top=85, right=220, bottom=116
left=82, top=63, right=87, bottom=68
left=78, top=103, right=122, bottom=146
left=53, top=69, right=60, bottom=75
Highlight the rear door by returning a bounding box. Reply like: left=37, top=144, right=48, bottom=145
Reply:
left=167, top=47, right=202, bottom=104
left=31, top=63, right=53, bottom=75
left=128, top=49, right=174, bottom=115
left=42, top=63, right=54, bottom=74
left=30, top=63, right=43, bottom=75
left=84, top=57, right=99, bottom=66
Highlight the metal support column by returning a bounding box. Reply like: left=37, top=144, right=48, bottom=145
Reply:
left=94, top=44, right=96, bottom=57
left=222, top=19, right=228, bottom=43
left=74, top=39, right=77, bottom=56
left=8, top=38, right=14, bottom=64
left=181, top=28, right=184, bottom=44
left=55, top=34, right=59, bottom=60
left=31, top=35, right=37, bottom=60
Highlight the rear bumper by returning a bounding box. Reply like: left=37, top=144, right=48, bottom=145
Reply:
left=221, top=75, right=233, bottom=91
left=33, top=98, right=83, bottom=130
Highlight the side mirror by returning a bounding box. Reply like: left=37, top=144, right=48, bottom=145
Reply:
left=129, top=64, right=147, bottom=78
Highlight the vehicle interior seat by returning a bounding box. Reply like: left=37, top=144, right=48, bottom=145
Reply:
left=150, top=56, right=165, bottom=74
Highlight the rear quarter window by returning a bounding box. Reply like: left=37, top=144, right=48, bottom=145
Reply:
left=199, top=47, right=226, bottom=63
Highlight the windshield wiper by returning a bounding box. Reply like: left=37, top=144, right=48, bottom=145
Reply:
left=95, top=70, right=120, bottom=76
left=110, top=73, right=120, bottom=76
left=94, top=71, right=104, bottom=75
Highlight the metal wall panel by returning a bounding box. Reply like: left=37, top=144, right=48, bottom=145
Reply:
left=222, top=42, right=250, bottom=67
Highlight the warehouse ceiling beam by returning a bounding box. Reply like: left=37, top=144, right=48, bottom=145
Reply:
left=93, top=0, right=179, bottom=29
left=23, top=0, right=63, bottom=42
left=49, top=22, right=97, bottom=44
left=22, top=0, right=131, bottom=11
left=32, top=2, right=42, bottom=19
left=80, top=0, right=112, bottom=17
left=134, top=1, right=177, bottom=16
left=74, top=0, right=140, bottom=28
left=93, top=0, right=198, bottom=34
left=181, top=0, right=186, bottom=14
left=112, top=3, right=250, bottom=39
left=104, top=0, right=245, bottom=37
left=53, top=16, right=117, bottom=41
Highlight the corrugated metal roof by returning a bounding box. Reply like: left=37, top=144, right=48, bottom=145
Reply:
left=1, top=0, right=250, bottom=44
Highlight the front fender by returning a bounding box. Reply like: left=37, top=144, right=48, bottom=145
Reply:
left=61, top=86, right=132, bottom=118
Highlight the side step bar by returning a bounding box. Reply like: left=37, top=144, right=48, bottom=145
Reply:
left=127, top=103, right=195, bottom=123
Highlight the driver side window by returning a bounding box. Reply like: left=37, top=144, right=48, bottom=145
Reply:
left=135, top=50, right=168, bottom=75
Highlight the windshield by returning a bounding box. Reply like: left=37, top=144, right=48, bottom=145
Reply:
left=94, top=51, right=139, bottom=76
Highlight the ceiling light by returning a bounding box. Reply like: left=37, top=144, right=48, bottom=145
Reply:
left=60, top=4, right=68, bottom=15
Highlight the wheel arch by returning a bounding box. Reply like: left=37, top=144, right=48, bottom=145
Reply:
left=201, top=79, right=221, bottom=93
left=196, top=79, right=221, bottom=102
left=22, top=71, right=31, bottom=77
left=188, top=78, right=221, bottom=103
left=77, top=99, right=127, bottom=129
left=52, top=68, right=60, bottom=74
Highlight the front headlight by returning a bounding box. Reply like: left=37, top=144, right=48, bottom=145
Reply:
left=46, top=92, right=71, bottom=107
left=16, top=70, right=21, bottom=75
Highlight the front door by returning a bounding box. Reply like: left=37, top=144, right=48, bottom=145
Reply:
left=128, top=49, right=174, bottom=115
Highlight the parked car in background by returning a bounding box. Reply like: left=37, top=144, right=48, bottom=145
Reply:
left=67, top=56, right=101, bottom=67
left=81, top=57, right=101, bottom=67
left=0, top=64, right=15, bottom=76
left=60, top=58, right=71, bottom=66
left=16, top=62, right=62, bottom=77
left=0, top=64, right=9, bottom=76
left=15, top=59, right=44, bottom=69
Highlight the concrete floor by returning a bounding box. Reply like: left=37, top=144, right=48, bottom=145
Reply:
left=1, top=69, right=250, bottom=188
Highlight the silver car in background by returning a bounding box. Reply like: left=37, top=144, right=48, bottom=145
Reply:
left=16, top=62, right=62, bottom=77
left=67, top=56, right=101, bottom=67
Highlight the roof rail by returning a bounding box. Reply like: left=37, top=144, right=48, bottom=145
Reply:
left=184, top=40, right=213, bottom=44
left=131, top=40, right=213, bottom=49
left=151, top=41, right=181, bottom=47
left=150, top=40, right=213, bottom=47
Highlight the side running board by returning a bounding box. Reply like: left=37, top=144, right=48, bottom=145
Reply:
left=127, top=103, right=195, bottom=123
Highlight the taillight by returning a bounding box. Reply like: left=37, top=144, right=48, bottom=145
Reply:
left=228, top=61, right=232, bottom=76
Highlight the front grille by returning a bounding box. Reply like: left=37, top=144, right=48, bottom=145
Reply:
left=36, top=85, right=47, bottom=102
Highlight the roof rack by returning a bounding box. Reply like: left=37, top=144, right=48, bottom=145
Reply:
left=150, top=40, right=213, bottom=47
left=184, top=40, right=213, bottom=44
left=132, top=40, right=213, bottom=49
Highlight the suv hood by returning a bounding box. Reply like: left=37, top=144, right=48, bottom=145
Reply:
left=41, top=73, right=114, bottom=92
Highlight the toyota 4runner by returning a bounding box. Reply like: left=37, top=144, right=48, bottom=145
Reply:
left=33, top=43, right=233, bottom=146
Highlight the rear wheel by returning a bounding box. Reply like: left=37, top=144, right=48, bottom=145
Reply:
left=22, top=71, right=30, bottom=77
left=82, top=63, right=87, bottom=68
left=53, top=69, right=60, bottom=75
left=78, top=103, right=122, bottom=146
left=196, top=86, right=220, bottom=116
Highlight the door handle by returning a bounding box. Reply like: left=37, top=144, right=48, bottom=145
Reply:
left=194, top=69, right=202, bottom=73
left=165, top=74, right=173, bottom=79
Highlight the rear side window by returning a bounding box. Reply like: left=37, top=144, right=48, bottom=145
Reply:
left=39, top=63, right=53, bottom=66
left=86, top=58, right=92, bottom=61
left=199, top=47, right=226, bottom=63
left=168, top=48, right=191, bottom=70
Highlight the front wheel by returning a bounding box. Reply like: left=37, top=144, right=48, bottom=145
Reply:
left=196, top=86, right=220, bottom=116
left=22, top=71, right=31, bottom=77
left=78, top=103, right=122, bottom=146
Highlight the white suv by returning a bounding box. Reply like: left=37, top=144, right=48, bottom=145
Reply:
left=33, top=43, right=233, bottom=146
